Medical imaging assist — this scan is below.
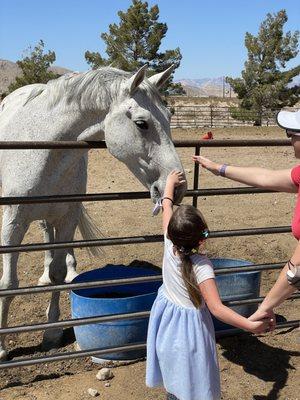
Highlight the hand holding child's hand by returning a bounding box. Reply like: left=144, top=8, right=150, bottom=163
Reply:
left=166, top=170, right=186, bottom=188
left=248, top=319, right=271, bottom=334
left=248, top=308, right=276, bottom=332
left=192, top=155, right=222, bottom=176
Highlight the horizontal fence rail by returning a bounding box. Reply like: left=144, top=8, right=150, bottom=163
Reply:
left=0, top=137, right=298, bottom=370
left=0, top=187, right=278, bottom=206
left=0, top=320, right=298, bottom=370
left=0, top=262, right=287, bottom=297
left=0, top=226, right=292, bottom=254
left=1, top=294, right=299, bottom=335
left=0, top=138, right=291, bottom=149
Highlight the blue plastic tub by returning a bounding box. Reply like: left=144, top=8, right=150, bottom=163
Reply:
left=210, top=258, right=261, bottom=330
left=70, top=264, right=162, bottom=361
left=70, top=258, right=260, bottom=361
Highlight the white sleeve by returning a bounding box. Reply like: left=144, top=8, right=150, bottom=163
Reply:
left=163, top=233, right=174, bottom=255
left=193, top=257, right=215, bottom=284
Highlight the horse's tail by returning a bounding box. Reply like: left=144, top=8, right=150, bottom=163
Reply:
left=78, top=204, right=104, bottom=257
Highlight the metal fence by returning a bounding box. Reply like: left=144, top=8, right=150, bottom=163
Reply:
left=0, top=138, right=299, bottom=370
left=170, top=105, right=300, bottom=128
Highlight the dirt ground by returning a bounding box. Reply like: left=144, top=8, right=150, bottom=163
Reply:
left=0, top=126, right=299, bottom=400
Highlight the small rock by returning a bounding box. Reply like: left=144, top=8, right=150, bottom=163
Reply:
left=104, top=382, right=111, bottom=387
left=185, top=168, right=192, bottom=173
left=96, top=367, right=114, bottom=381
left=87, top=388, right=99, bottom=397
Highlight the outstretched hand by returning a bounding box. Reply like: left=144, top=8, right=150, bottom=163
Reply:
left=192, top=155, right=222, bottom=176
left=166, top=170, right=186, bottom=188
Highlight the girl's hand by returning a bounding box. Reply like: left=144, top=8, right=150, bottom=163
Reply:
left=166, top=170, right=186, bottom=188
left=248, top=319, right=270, bottom=334
left=248, top=308, right=276, bottom=332
left=192, top=155, right=222, bottom=176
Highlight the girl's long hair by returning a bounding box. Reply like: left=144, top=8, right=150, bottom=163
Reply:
left=167, top=205, right=208, bottom=308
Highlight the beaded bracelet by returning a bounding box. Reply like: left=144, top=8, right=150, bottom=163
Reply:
left=219, top=164, right=228, bottom=177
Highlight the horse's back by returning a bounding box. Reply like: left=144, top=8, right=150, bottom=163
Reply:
left=0, top=84, right=47, bottom=140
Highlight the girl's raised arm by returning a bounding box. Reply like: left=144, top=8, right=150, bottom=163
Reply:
left=162, top=170, right=186, bottom=233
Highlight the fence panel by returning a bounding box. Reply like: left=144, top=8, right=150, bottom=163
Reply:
left=0, top=138, right=298, bottom=369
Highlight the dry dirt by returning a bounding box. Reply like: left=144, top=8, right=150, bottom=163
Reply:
left=0, top=126, right=299, bottom=400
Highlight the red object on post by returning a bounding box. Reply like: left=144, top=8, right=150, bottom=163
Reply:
left=202, top=131, right=213, bottom=140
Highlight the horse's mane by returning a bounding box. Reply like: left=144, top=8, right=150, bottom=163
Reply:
left=0, top=84, right=46, bottom=112
left=2, top=67, right=162, bottom=112
left=46, top=68, right=129, bottom=110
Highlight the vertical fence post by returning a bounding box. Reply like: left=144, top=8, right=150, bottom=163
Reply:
left=193, top=145, right=200, bottom=208
left=227, top=107, right=230, bottom=126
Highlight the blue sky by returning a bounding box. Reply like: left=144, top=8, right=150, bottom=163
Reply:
left=1, top=0, right=299, bottom=79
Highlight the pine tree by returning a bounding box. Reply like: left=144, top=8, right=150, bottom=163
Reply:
left=8, top=40, right=60, bottom=93
left=227, top=10, right=299, bottom=125
left=85, top=0, right=183, bottom=94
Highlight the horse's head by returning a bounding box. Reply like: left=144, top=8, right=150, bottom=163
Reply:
left=104, top=65, right=187, bottom=204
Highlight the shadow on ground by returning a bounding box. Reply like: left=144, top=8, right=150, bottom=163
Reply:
left=219, top=326, right=299, bottom=400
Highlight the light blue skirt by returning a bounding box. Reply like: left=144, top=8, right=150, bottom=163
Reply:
left=146, top=286, right=221, bottom=400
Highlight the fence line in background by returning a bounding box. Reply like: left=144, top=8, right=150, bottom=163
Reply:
left=169, top=105, right=300, bottom=128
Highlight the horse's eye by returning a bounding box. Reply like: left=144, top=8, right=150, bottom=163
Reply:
left=134, top=120, right=149, bottom=130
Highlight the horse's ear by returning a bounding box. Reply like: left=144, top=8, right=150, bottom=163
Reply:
left=127, top=65, right=148, bottom=95
left=148, top=65, right=175, bottom=89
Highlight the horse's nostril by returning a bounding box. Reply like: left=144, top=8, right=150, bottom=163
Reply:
left=150, top=183, right=161, bottom=202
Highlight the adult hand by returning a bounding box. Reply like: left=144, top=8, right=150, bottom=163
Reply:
left=249, top=319, right=271, bottom=334
left=249, top=308, right=276, bottom=332
left=192, top=155, right=222, bottom=176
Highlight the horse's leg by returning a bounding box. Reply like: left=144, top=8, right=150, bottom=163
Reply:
left=42, top=218, right=77, bottom=349
left=38, top=220, right=54, bottom=286
left=65, top=248, right=78, bottom=283
left=0, top=207, right=28, bottom=360
left=38, top=220, right=78, bottom=285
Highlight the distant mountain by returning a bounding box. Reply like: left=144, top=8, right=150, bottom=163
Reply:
left=175, top=77, right=234, bottom=97
left=176, top=74, right=299, bottom=97
left=1, top=59, right=298, bottom=98
left=0, top=59, right=72, bottom=94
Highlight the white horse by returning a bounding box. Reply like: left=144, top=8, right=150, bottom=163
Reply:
left=0, top=65, right=186, bottom=360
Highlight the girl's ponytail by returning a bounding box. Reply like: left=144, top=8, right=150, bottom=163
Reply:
left=168, top=204, right=209, bottom=309
left=179, top=253, right=202, bottom=308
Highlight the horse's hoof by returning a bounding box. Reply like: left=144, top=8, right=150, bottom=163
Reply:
left=42, top=328, right=63, bottom=351
left=65, top=270, right=79, bottom=284
left=37, top=277, right=52, bottom=286
left=0, top=349, right=8, bottom=361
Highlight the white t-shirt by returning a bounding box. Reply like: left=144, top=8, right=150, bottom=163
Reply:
left=163, top=234, right=215, bottom=308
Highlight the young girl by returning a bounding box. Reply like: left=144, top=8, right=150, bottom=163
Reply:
left=146, top=170, right=270, bottom=400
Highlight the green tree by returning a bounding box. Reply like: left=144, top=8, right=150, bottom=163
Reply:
left=8, top=40, right=60, bottom=93
left=85, top=0, right=184, bottom=94
left=227, top=10, right=299, bottom=125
